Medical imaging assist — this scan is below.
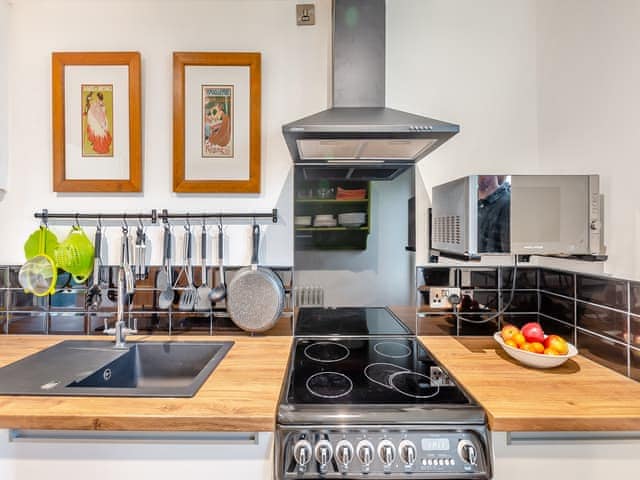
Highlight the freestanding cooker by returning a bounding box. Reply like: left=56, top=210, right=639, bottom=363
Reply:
left=275, top=307, right=492, bottom=479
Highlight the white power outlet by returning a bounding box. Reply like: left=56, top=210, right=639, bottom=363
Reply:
left=430, top=366, right=455, bottom=387
left=429, top=287, right=461, bottom=309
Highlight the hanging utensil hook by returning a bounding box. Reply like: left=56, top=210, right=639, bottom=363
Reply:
left=97, top=215, right=103, bottom=231
left=122, top=215, right=129, bottom=233
left=138, top=215, right=144, bottom=230
left=74, top=213, right=80, bottom=229
left=184, top=214, right=191, bottom=231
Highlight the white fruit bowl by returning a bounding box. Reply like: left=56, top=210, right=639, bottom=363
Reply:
left=493, top=332, right=578, bottom=369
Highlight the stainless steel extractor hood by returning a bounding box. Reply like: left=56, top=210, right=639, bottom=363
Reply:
left=282, top=0, right=459, bottom=180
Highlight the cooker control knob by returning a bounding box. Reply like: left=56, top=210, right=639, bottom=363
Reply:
left=335, top=440, right=354, bottom=470
left=314, top=439, right=333, bottom=473
left=356, top=440, right=375, bottom=468
left=457, top=440, right=478, bottom=466
left=293, top=439, right=312, bottom=467
left=378, top=439, right=396, bottom=467
left=399, top=439, right=417, bottom=466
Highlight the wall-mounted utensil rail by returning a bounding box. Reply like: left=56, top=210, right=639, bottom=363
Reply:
left=34, top=209, right=278, bottom=225
left=157, top=209, right=278, bottom=224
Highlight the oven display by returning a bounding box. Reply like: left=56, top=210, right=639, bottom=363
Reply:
left=421, top=438, right=450, bottom=451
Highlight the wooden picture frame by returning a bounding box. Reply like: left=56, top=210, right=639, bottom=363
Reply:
left=52, top=51, right=142, bottom=192
left=173, top=52, right=261, bottom=193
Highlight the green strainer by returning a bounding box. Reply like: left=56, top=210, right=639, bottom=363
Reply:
left=19, top=227, right=58, bottom=297
left=53, top=226, right=94, bottom=283
left=24, top=226, right=59, bottom=260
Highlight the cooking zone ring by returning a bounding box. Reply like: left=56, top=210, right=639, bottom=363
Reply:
left=363, top=362, right=409, bottom=389
left=303, top=341, right=350, bottom=363
left=373, top=341, right=411, bottom=359
left=388, top=371, right=440, bottom=399
left=305, top=371, right=353, bottom=399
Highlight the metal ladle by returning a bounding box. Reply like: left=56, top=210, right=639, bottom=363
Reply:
left=209, top=221, right=226, bottom=303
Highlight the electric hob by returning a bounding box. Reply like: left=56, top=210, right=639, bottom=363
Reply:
left=287, top=337, right=469, bottom=405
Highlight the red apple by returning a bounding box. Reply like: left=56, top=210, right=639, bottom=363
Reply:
left=521, top=322, right=545, bottom=344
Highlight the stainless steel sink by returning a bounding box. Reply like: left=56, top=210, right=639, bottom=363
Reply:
left=0, top=340, right=234, bottom=397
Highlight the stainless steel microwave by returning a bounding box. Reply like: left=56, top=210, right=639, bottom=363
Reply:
left=431, top=175, right=604, bottom=257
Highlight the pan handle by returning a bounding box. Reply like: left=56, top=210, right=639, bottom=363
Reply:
left=251, top=224, right=260, bottom=266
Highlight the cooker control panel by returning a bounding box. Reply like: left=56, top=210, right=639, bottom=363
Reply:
left=277, top=427, right=490, bottom=479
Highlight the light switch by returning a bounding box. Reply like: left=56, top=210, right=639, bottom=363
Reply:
left=296, top=4, right=315, bottom=26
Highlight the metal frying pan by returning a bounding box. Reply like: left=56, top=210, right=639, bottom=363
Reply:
left=226, top=224, right=285, bottom=333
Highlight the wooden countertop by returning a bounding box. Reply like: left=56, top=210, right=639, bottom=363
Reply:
left=2, top=333, right=640, bottom=433
left=0, top=335, right=292, bottom=432
left=420, top=336, right=640, bottom=432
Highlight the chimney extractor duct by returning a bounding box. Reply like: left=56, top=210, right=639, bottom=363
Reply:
left=282, top=0, right=459, bottom=181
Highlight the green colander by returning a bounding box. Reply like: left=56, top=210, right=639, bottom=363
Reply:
left=19, top=227, right=58, bottom=297
left=24, top=227, right=59, bottom=260
left=53, top=226, right=94, bottom=283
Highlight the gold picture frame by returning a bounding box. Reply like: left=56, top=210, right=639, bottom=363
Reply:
left=173, top=52, right=261, bottom=193
left=52, top=51, right=142, bottom=192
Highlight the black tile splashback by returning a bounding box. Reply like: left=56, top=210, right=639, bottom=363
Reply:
left=503, top=292, right=538, bottom=313
left=418, top=265, right=640, bottom=382
left=630, top=315, right=640, bottom=348
left=459, top=291, right=498, bottom=312
left=631, top=283, right=640, bottom=316
left=577, top=330, right=628, bottom=377
left=421, top=268, right=454, bottom=288
left=460, top=269, right=498, bottom=289
left=0, top=265, right=293, bottom=336
left=539, top=268, right=574, bottom=297
left=576, top=302, right=627, bottom=343
left=502, top=267, right=538, bottom=290
left=631, top=347, right=640, bottom=382
left=540, top=292, right=575, bottom=325
left=577, top=274, right=627, bottom=311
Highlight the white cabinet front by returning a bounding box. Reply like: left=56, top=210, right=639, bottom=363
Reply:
left=0, top=430, right=273, bottom=480
left=492, top=431, right=640, bottom=479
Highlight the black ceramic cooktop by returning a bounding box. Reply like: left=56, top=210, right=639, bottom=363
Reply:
left=294, top=307, right=411, bottom=336
left=286, top=337, right=470, bottom=405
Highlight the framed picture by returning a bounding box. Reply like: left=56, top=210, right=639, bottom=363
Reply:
left=173, top=52, right=261, bottom=193
left=52, top=52, right=141, bottom=192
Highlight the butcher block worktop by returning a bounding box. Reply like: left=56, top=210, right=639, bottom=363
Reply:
left=1, top=334, right=640, bottom=433
left=0, top=335, right=292, bottom=432
left=420, top=336, right=640, bottom=432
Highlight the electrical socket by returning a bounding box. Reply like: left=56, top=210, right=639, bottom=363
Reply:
left=430, top=366, right=455, bottom=387
left=296, top=4, right=315, bottom=25
left=429, top=287, right=461, bottom=309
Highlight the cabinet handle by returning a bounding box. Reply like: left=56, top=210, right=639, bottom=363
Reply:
left=9, top=429, right=259, bottom=444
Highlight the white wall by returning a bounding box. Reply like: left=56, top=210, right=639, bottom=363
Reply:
left=0, top=0, right=332, bottom=266
left=0, top=0, right=8, bottom=194
left=386, top=0, right=539, bottom=266
left=535, top=0, right=640, bottom=280
left=388, top=0, right=640, bottom=281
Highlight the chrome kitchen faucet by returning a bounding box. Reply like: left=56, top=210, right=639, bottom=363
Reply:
left=104, top=267, right=137, bottom=348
